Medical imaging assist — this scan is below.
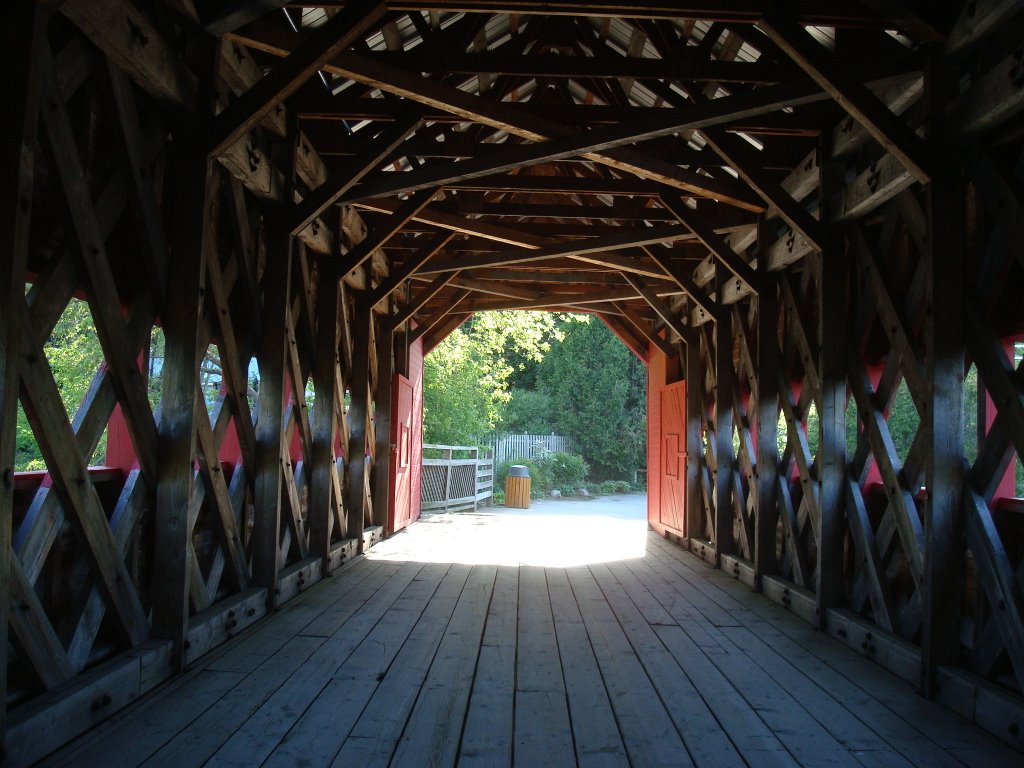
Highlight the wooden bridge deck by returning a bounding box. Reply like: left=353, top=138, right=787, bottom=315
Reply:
left=45, top=498, right=1022, bottom=768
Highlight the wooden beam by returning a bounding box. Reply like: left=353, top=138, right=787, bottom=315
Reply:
left=816, top=140, right=847, bottom=626
left=754, top=220, right=780, bottom=581
left=372, top=311, right=394, bottom=529
left=224, top=39, right=827, bottom=203
left=370, top=232, right=455, bottom=306
left=658, top=195, right=763, bottom=294
left=699, top=126, right=828, bottom=251
left=422, top=225, right=692, bottom=274
left=0, top=4, right=45, bottom=737
left=346, top=293, right=372, bottom=551
left=411, top=290, right=473, bottom=345
left=310, top=259, right=341, bottom=567
left=383, top=1, right=903, bottom=25
left=339, top=190, right=436, bottom=280
left=614, top=303, right=675, bottom=358
left=253, top=227, right=292, bottom=600
left=326, top=52, right=825, bottom=207
left=759, top=16, right=932, bottom=183
left=390, top=271, right=463, bottom=330
left=362, top=48, right=798, bottom=81
left=713, top=269, right=736, bottom=561
left=355, top=198, right=547, bottom=249
left=620, top=273, right=691, bottom=344
left=922, top=50, right=966, bottom=695
left=208, top=2, right=387, bottom=157
left=288, top=115, right=422, bottom=236
left=151, top=131, right=213, bottom=667
left=641, top=246, right=720, bottom=324
left=59, top=0, right=198, bottom=114
left=42, top=47, right=160, bottom=481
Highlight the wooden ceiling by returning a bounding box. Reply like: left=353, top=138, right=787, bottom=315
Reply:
left=187, top=1, right=940, bottom=354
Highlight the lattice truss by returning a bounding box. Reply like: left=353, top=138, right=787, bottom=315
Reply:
left=2, top=11, right=388, bottom=710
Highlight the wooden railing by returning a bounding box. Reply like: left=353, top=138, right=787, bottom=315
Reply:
left=421, top=444, right=493, bottom=512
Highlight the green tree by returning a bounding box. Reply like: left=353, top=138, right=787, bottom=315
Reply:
left=17, top=298, right=106, bottom=469
left=423, top=311, right=571, bottom=443
left=536, top=317, right=646, bottom=480
left=501, top=389, right=555, bottom=433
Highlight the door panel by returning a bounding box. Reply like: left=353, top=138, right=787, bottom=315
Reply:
left=388, top=375, right=414, bottom=533
left=658, top=382, right=686, bottom=536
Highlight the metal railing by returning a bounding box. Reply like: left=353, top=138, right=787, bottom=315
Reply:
left=421, top=444, right=494, bottom=512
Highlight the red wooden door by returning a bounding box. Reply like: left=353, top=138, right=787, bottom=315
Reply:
left=658, top=382, right=686, bottom=536
left=388, top=375, right=414, bottom=533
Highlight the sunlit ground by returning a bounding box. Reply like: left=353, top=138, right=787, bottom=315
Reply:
left=367, top=494, right=649, bottom=567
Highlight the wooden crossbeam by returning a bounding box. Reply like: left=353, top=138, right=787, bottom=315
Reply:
left=208, top=2, right=386, bottom=157
left=422, top=225, right=692, bottom=273
left=237, top=43, right=827, bottom=204
left=699, top=127, right=828, bottom=250
left=1, top=2, right=44, bottom=733
left=641, top=246, right=720, bottom=323
left=339, top=189, right=437, bottom=279
left=370, top=232, right=456, bottom=307
left=59, top=0, right=198, bottom=113
left=759, top=16, right=932, bottom=183
left=411, top=290, right=473, bottom=345
left=41, top=47, right=160, bottom=481
left=289, top=115, right=422, bottom=236
left=362, top=49, right=798, bottom=81
left=327, top=52, right=825, bottom=207
left=614, top=303, right=676, bottom=358
left=658, top=195, right=763, bottom=294
left=390, top=271, right=463, bottom=331
left=385, top=1, right=902, bottom=25
left=356, top=198, right=547, bottom=249
left=620, top=273, right=691, bottom=343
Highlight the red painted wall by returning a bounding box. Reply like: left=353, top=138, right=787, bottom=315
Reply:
left=647, top=342, right=666, bottom=533
left=409, top=332, right=424, bottom=524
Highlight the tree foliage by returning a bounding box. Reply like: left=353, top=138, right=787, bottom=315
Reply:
left=423, top=311, right=568, bottom=444
left=535, top=317, right=646, bottom=480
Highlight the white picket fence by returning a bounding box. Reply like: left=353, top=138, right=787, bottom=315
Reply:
left=487, top=433, right=575, bottom=466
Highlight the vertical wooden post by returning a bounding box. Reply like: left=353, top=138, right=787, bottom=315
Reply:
left=153, top=144, right=212, bottom=666
left=373, top=303, right=395, bottom=529
left=309, top=258, right=340, bottom=566
left=346, top=292, right=372, bottom=551
left=817, top=139, right=847, bottom=626
left=714, top=268, right=735, bottom=559
left=253, top=225, right=292, bottom=599
left=922, top=47, right=965, bottom=695
left=0, top=4, right=45, bottom=745
left=755, top=217, right=780, bottom=582
left=685, top=339, right=702, bottom=542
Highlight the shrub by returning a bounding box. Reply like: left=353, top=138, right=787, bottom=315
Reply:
left=495, top=457, right=553, bottom=496
left=549, top=451, right=588, bottom=487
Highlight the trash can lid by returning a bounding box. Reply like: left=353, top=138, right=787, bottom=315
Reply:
left=508, top=464, right=530, bottom=478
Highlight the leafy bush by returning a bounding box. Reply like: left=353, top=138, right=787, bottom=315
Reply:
left=549, top=451, right=588, bottom=487
left=495, top=457, right=553, bottom=497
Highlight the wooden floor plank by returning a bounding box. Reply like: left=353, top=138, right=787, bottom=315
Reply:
left=546, top=566, right=630, bottom=767
left=646, top=535, right=1019, bottom=765
left=615, top=555, right=800, bottom=767
left=141, top=634, right=326, bottom=767
left=621, top=552, right=914, bottom=768
left=459, top=565, right=519, bottom=768
left=388, top=564, right=497, bottom=768
left=330, top=564, right=474, bottom=768
left=41, top=504, right=1022, bottom=768
left=568, top=564, right=696, bottom=767
left=598, top=559, right=748, bottom=768
left=514, top=566, right=578, bottom=768
left=211, top=562, right=447, bottom=766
